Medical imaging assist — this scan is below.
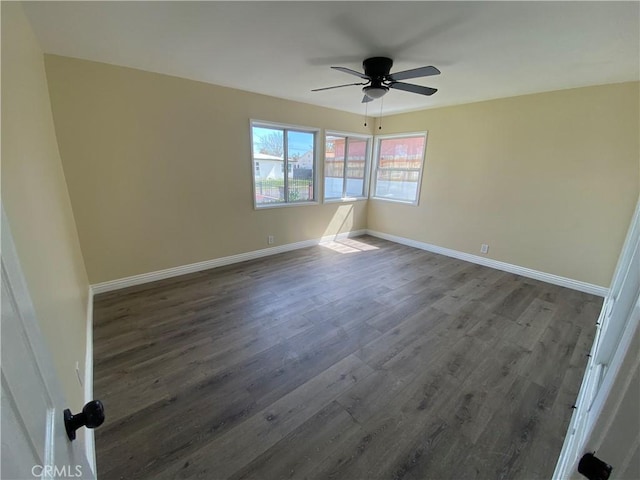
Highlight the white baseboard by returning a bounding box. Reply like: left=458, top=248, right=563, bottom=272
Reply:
left=84, top=286, right=96, bottom=475
left=366, top=229, right=609, bottom=297
left=91, top=230, right=367, bottom=294
left=91, top=228, right=608, bottom=297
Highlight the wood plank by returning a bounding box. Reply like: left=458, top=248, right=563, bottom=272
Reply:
left=450, top=377, right=551, bottom=479
left=156, top=354, right=374, bottom=479
left=228, top=400, right=362, bottom=480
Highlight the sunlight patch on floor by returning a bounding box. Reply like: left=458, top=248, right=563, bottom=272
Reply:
left=320, top=238, right=379, bottom=254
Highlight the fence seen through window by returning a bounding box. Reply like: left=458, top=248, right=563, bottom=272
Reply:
left=324, top=134, right=371, bottom=200
left=372, top=134, right=427, bottom=204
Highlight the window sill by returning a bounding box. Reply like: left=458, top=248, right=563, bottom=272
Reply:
left=254, top=201, right=320, bottom=210
left=323, top=197, right=368, bottom=204
left=369, top=196, right=419, bottom=206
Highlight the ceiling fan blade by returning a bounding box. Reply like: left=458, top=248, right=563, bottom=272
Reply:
left=312, top=82, right=367, bottom=92
left=331, top=66, right=369, bottom=80
left=388, top=66, right=441, bottom=81
left=362, top=95, right=374, bottom=103
left=389, top=82, right=438, bottom=96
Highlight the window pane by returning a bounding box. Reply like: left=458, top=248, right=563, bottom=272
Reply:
left=287, top=130, right=314, bottom=202
left=324, top=135, right=345, bottom=199
left=378, top=136, right=425, bottom=170
left=375, top=170, right=420, bottom=202
left=374, top=135, right=426, bottom=203
left=345, top=138, right=367, bottom=197
left=253, top=126, right=285, bottom=205
left=251, top=123, right=317, bottom=208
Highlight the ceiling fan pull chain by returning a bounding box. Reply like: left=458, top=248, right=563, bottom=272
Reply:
left=364, top=101, right=368, bottom=127
left=379, top=97, right=384, bottom=130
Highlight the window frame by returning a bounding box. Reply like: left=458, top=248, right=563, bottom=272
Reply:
left=250, top=119, right=320, bottom=209
left=370, top=131, right=428, bottom=206
left=323, top=130, right=373, bottom=203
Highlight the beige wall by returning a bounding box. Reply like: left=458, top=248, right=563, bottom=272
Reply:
left=1, top=3, right=89, bottom=411
left=44, top=55, right=370, bottom=284
left=369, top=83, right=639, bottom=287
left=44, top=55, right=637, bottom=288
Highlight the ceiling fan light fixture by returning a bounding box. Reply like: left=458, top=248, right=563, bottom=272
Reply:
left=363, top=85, right=389, bottom=99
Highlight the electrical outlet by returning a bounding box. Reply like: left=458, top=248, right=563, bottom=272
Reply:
left=268, top=235, right=274, bottom=245
left=480, top=244, right=489, bottom=254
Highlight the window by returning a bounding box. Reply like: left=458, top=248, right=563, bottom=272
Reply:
left=251, top=121, right=318, bottom=207
left=324, top=133, right=371, bottom=201
left=371, top=133, right=427, bottom=205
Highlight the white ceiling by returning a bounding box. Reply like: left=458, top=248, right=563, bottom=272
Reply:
left=23, top=1, right=640, bottom=116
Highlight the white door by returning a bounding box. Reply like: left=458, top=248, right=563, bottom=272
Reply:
left=1, top=211, right=94, bottom=480
left=553, top=197, right=640, bottom=478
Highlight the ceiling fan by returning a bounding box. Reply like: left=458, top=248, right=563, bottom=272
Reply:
left=312, top=57, right=440, bottom=103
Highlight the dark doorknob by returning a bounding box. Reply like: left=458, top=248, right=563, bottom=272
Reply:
left=64, top=400, right=105, bottom=441
left=578, top=452, right=612, bottom=480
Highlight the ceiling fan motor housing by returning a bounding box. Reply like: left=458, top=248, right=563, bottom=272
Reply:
left=363, top=57, right=393, bottom=82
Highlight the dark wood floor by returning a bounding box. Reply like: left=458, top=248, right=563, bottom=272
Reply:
left=93, top=236, right=602, bottom=480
